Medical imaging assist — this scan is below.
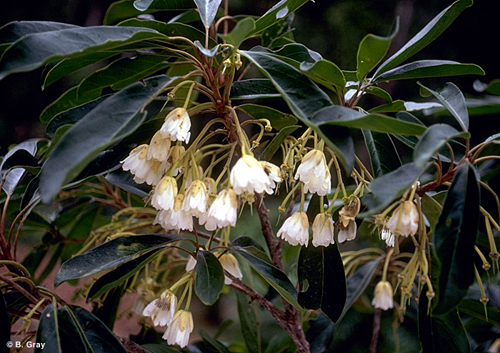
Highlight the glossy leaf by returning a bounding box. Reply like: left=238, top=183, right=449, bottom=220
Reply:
left=311, top=105, right=426, bottom=136
left=374, top=0, right=473, bottom=77
left=199, top=331, right=232, bottom=353
left=356, top=18, right=398, bottom=81
left=337, top=259, right=382, bottom=323
left=230, top=79, right=280, bottom=100
left=193, top=0, right=223, bottom=28
left=362, top=130, right=401, bottom=178
left=299, top=59, right=346, bottom=91
left=0, top=139, right=40, bottom=193
left=251, top=0, right=309, bottom=36
left=236, top=103, right=298, bottom=131
left=195, top=250, right=224, bottom=305
left=432, top=162, right=480, bottom=315
left=298, top=244, right=346, bottom=322
left=45, top=95, right=110, bottom=137
left=373, top=60, right=484, bottom=83
left=87, top=250, right=159, bottom=301
left=36, top=304, right=128, bottom=353
left=232, top=248, right=301, bottom=309
left=0, top=26, right=164, bottom=80
left=360, top=162, right=425, bottom=216
left=55, top=233, right=181, bottom=286
left=77, top=53, right=170, bottom=97
left=419, top=284, right=470, bottom=353
left=236, top=291, right=261, bottom=353
left=0, top=21, right=78, bottom=43
left=39, top=75, right=174, bottom=203
left=413, top=123, right=470, bottom=168
left=418, top=82, right=469, bottom=131
left=219, top=17, right=255, bottom=48
left=104, top=0, right=195, bottom=25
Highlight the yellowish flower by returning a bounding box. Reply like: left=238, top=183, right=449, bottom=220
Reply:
left=163, top=310, right=194, bottom=347
left=371, top=281, right=394, bottom=311
left=312, top=213, right=335, bottom=247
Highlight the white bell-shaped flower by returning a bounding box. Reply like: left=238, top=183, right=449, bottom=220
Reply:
left=277, top=211, right=309, bottom=247
left=142, top=290, right=177, bottom=327
left=160, top=108, right=191, bottom=143
left=162, top=310, right=194, bottom=347
left=230, top=155, right=275, bottom=195
left=312, top=213, right=335, bottom=247
left=386, top=200, right=419, bottom=237
left=295, top=149, right=331, bottom=196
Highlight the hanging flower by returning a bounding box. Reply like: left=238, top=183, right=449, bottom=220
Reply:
left=230, top=155, right=276, bottom=195
left=295, top=149, right=331, bottom=196
left=143, top=290, right=177, bottom=327
left=386, top=200, right=419, bottom=237
left=312, top=213, right=335, bottom=247
left=277, top=211, right=309, bottom=247
left=381, top=229, right=394, bottom=247
left=151, top=176, right=178, bottom=211
left=219, top=253, right=243, bottom=285
left=201, top=189, right=238, bottom=231
left=337, top=196, right=360, bottom=243
left=262, top=161, right=282, bottom=189
left=182, top=180, right=209, bottom=218
left=185, top=256, right=196, bottom=271
left=159, top=108, right=191, bottom=143
left=154, top=194, right=193, bottom=231
left=122, top=144, right=167, bottom=185
left=371, top=280, right=394, bottom=311
left=147, top=131, right=172, bottom=162
left=163, top=310, right=194, bottom=348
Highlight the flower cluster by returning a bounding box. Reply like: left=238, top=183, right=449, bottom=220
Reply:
left=142, top=290, right=194, bottom=347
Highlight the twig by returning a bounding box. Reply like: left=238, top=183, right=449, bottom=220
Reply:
left=370, top=308, right=382, bottom=353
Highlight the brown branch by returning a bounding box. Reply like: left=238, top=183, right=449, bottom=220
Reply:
left=116, top=336, right=151, bottom=353
left=254, top=193, right=283, bottom=270
left=370, top=308, right=382, bottom=353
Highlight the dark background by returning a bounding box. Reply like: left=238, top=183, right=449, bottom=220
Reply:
left=0, top=0, right=497, bottom=152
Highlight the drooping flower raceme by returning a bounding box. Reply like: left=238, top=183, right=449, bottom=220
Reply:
left=159, top=108, right=191, bottom=143
left=163, top=310, right=194, bottom=347
left=201, top=189, right=238, bottom=231
left=277, top=211, right=309, bottom=247
left=219, top=253, right=243, bottom=285
left=143, top=290, right=177, bottom=327
left=147, top=131, right=172, bottom=162
left=371, top=280, right=394, bottom=311
left=386, top=200, right=419, bottom=237
left=312, top=213, right=335, bottom=247
left=295, top=149, right=331, bottom=196
left=154, top=194, right=193, bottom=231
left=230, top=154, right=277, bottom=195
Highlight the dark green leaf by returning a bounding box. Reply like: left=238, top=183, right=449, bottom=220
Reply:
left=194, top=40, right=220, bottom=57
left=230, top=79, right=280, bottom=100
left=77, top=53, right=170, bottom=97
left=418, top=82, right=469, bottom=132
left=373, top=60, right=484, bottom=83
left=133, top=0, right=154, bottom=11
left=236, top=291, right=261, bottom=353
left=0, top=139, right=40, bottom=193
left=0, top=21, right=78, bottom=43
left=39, top=75, right=174, bottom=203
left=360, top=162, right=425, bottom=216
left=219, top=17, right=255, bottom=48
left=195, top=250, right=224, bottom=305
left=299, top=59, right=346, bottom=91
left=432, top=162, right=480, bottom=315
left=55, top=233, right=181, bottom=286
left=46, top=96, right=110, bottom=137
left=88, top=250, right=159, bottom=301
left=0, top=26, right=164, bottom=80
left=305, top=312, right=335, bottom=353
left=236, top=103, right=298, bottom=131
left=419, top=284, right=470, bottom=353
left=267, top=43, right=321, bottom=64
left=413, top=123, right=470, bottom=168
left=199, top=331, right=231, bottom=353
left=35, top=304, right=90, bottom=353
left=104, top=0, right=195, bottom=25
left=193, top=0, right=223, bottom=28
left=362, top=130, right=401, bottom=178
left=141, top=344, right=182, bottom=353
left=104, top=170, right=150, bottom=198
left=311, top=105, right=426, bottom=136
left=298, top=244, right=346, bottom=322
left=337, top=259, right=382, bottom=323
left=232, top=248, right=301, bottom=309
left=356, top=18, right=398, bottom=81
left=374, top=0, right=473, bottom=77
left=458, top=299, right=500, bottom=327
left=251, top=0, right=309, bottom=36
